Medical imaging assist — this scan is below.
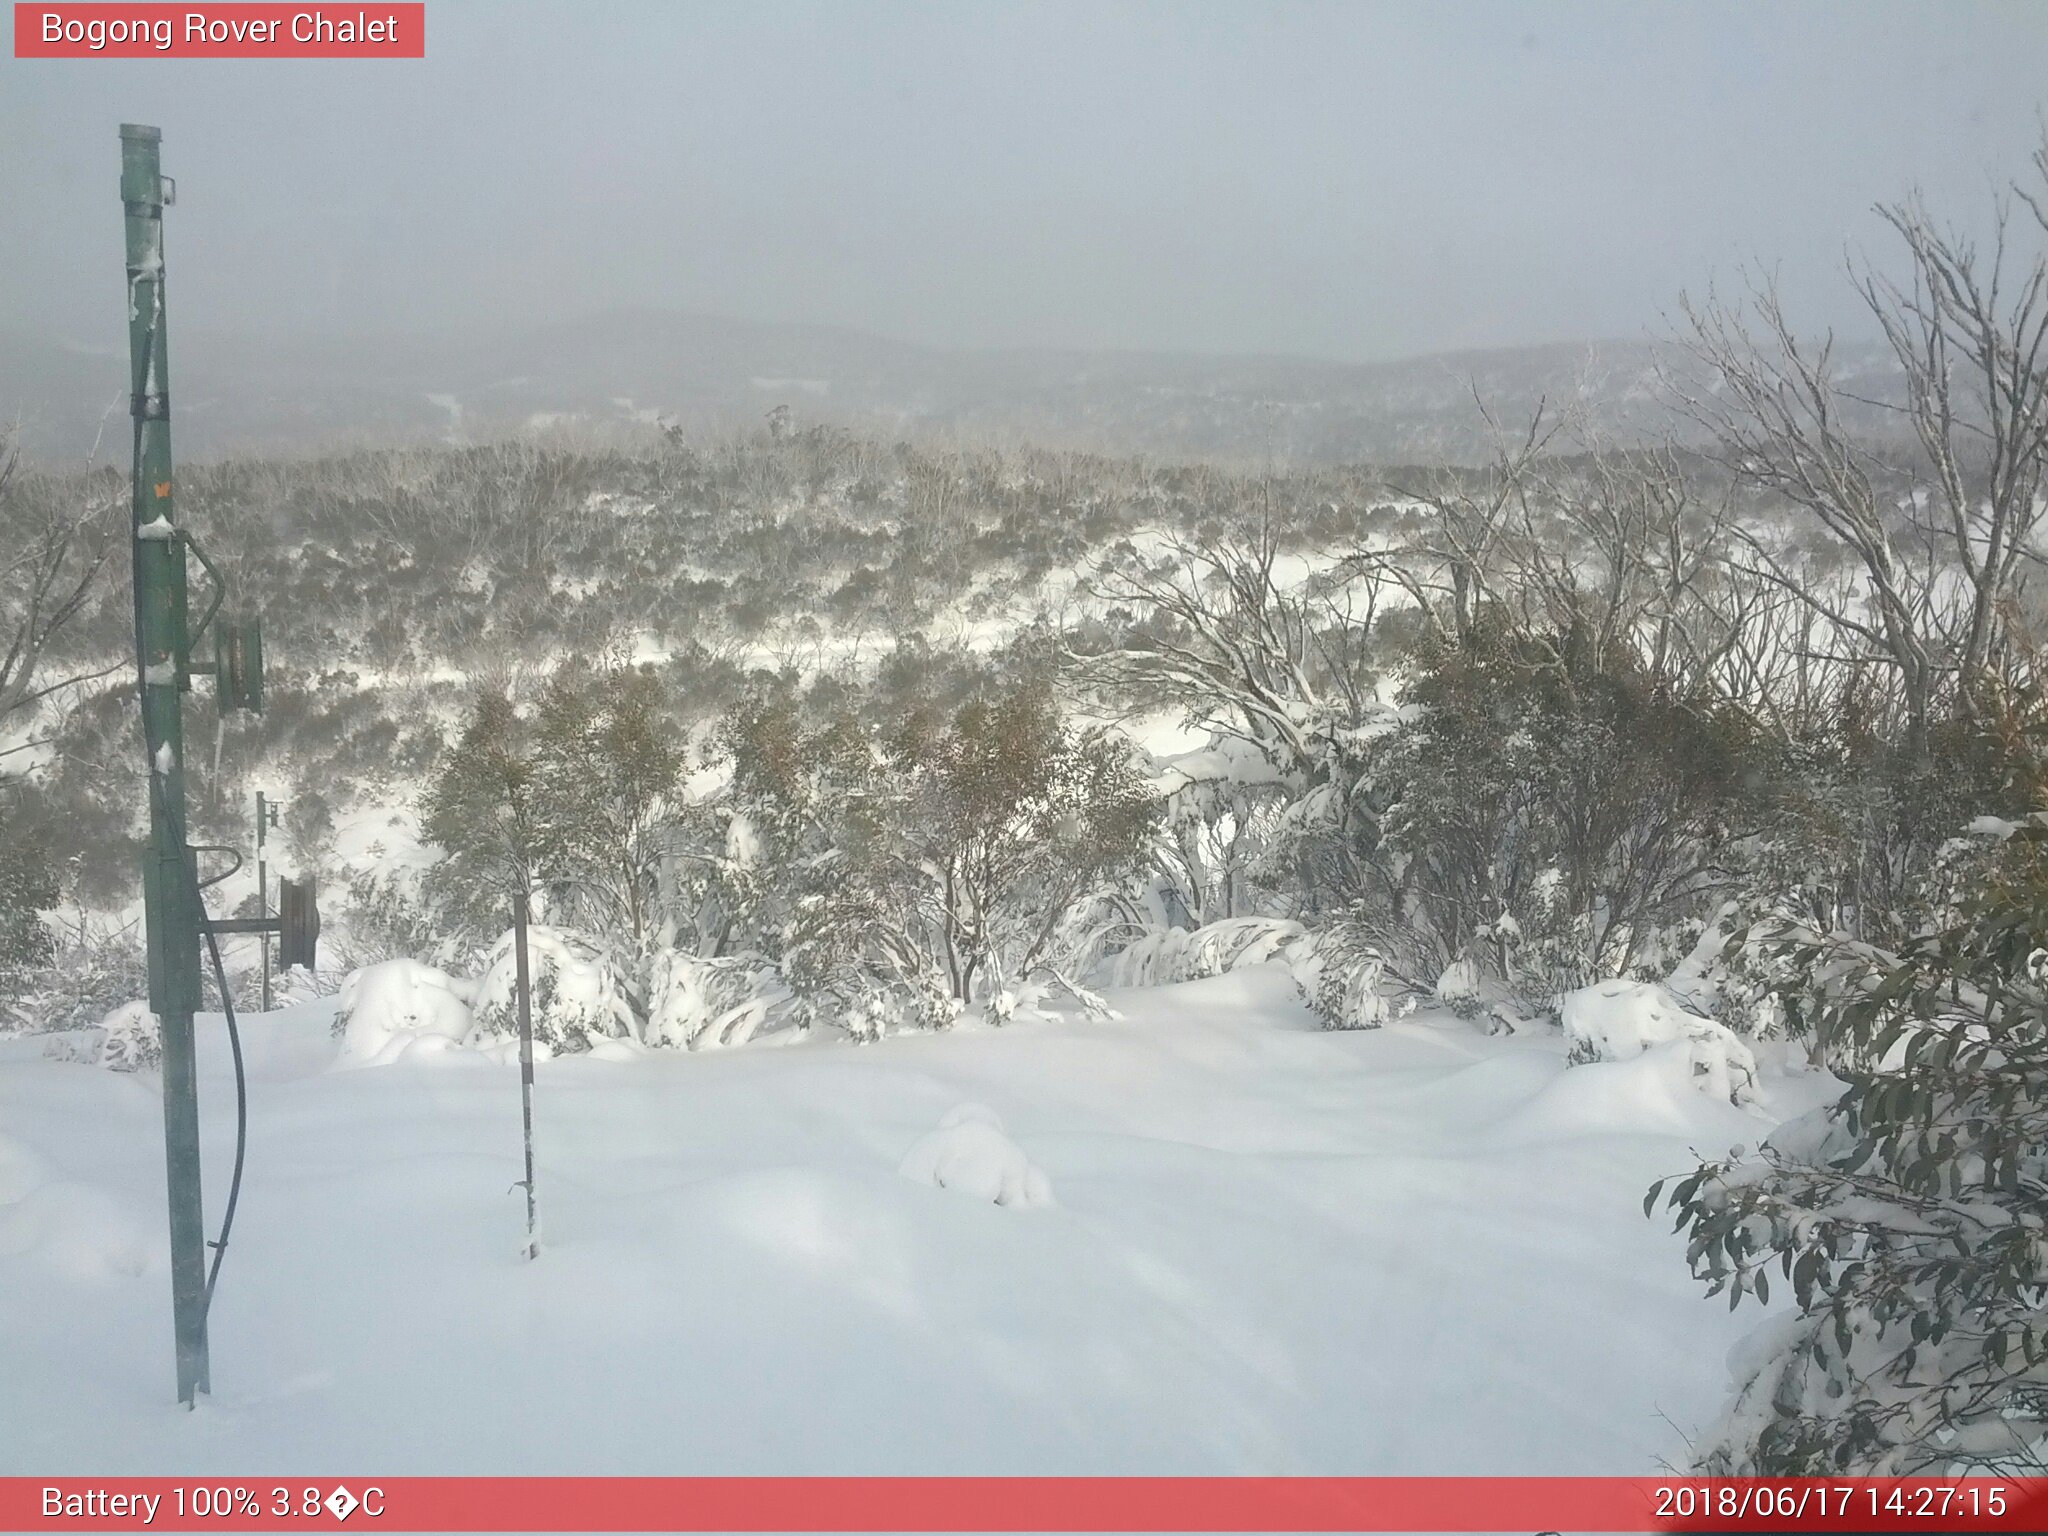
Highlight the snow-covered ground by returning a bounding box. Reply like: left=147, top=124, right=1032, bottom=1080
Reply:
left=0, top=966, right=1835, bottom=1476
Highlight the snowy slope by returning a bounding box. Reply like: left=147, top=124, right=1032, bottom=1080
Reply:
left=0, top=966, right=1834, bottom=1476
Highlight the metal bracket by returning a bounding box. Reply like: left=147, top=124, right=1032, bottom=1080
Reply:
left=182, top=531, right=227, bottom=651
left=200, top=916, right=283, bottom=937
left=187, top=843, right=243, bottom=892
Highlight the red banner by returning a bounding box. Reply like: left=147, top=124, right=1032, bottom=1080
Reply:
left=4, top=1477, right=2048, bottom=1532
left=12, top=5, right=424, bottom=58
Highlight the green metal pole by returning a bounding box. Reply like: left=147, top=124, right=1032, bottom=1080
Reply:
left=257, top=791, right=271, bottom=1013
left=122, top=123, right=210, bottom=1407
left=513, top=889, right=539, bottom=1261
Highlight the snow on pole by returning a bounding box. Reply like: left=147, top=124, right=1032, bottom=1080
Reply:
left=513, top=887, right=541, bottom=1260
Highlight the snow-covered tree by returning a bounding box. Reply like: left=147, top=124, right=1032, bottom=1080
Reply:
left=719, top=681, right=1154, bottom=1034
left=419, top=687, right=542, bottom=930
left=421, top=661, right=689, bottom=972
left=0, top=800, right=56, bottom=1006
left=893, top=683, right=1156, bottom=1005
left=528, top=659, right=685, bottom=949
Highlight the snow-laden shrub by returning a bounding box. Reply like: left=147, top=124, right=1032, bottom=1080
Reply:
left=1280, top=617, right=1756, bottom=1007
left=334, top=867, right=475, bottom=975
left=899, top=1104, right=1053, bottom=1208
left=986, top=971, right=1117, bottom=1027
left=42, top=1000, right=164, bottom=1073
left=2, top=920, right=147, bottom=1037
left=1657, top=822, right=2048, bottom=1474
left=1291, top=916, right=1411, bottom=1030
left=832, top=970, right=961, bottom=1045
left=0, top=817, right=56, bottom=1005
left=469, top=924, right=636, bottom=1055
left=1681, top=820, right=2023, bottom=1069
left=721, top=682, right=1156, bottom=1030
left=331, top=958, right=474, bottom=1065
left=1433, top=955, right=1484, bottom=1018
left=1101, top=917, right=1304, bottom=987
left=275, top=963, right=341, bottom=1006
left=1560, top=979, right=1758, bottom=1105
left=94, top=1001, right=162, bottom=1072
left=644, top=950, right=800, bottom=1050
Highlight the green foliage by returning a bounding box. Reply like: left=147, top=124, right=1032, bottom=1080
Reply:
left=420, top=687, right=539, bottom=935
left=895, top=683, right=1158, bottom=1002
left=1354, top=610, right=1758, bottom=995
left=528, top=660, right=685, bottom=946
left=0, top=803, right=57, bottom=993
left=1654, top=824, right=2048, bottom=1474
left=1, top=916, right=147, bottom=1037
left=420, top=660, right=685, bottom=950
left=721, top=677, right=1157, bottom=1035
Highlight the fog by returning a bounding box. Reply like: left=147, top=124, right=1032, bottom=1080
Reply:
left=3, top=0, right=2043, bottom=366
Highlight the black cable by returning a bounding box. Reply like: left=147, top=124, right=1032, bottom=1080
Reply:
left=197, top=898, right=247, bottom=1317
left=148, top=770, right=250, bottom=1321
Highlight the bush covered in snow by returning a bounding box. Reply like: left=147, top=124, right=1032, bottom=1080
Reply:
left=1101, top=917, right=1303, bottom=988
left=332, top=868, right=474, bottom=976
left=721, top=681, right=1156, bottom=1036
left=1290, top=912, right=1410, bottom=1031
left=91, top=1001, right=162, bottom=1073
left=468, top=924, right=637, bottom=1055
left=0, top=811, right=56, bottom=1008
left=0, top=918, right=148, bottom=1037
left=643, top=950, right=800, bottom=1050
left=41, top=1000, right=163, bottom=1073
left=331, top=958, right=474, bottom=1065
left=1654, top=822, right=2048, bottom=1474
left=1361, top=620, right=1754, bottom=1001
left=1560, top=979, right=1758, bottom=1105
left=899, top=1104, right=1053, bottom=1209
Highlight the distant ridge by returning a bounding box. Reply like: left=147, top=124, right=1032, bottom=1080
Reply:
left=0, top=310, right=1901, bottom=468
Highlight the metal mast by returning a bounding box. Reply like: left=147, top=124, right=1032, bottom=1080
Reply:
left=122, top=122, right=210, bottom=1407
left=256, top=790, right=275, bottom=1011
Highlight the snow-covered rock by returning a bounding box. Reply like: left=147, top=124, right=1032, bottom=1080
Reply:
left=898, top=1104, right=1053, bottom=1209
left=1559, top=979, right=1759, bottom=1105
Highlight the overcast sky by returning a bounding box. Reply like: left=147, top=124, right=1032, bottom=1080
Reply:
left=2, top=0, right=2043, bottom=363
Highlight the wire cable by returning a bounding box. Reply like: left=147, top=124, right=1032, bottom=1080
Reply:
left=197, top=900, right=247, bottom=1317
left=148, top=770, right=250, bottom=1321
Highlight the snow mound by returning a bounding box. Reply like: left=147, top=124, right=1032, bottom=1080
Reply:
left=898, top=1104, right=1053, bottom=1209
left=0, top=1132, right=48, bottom=1206
left=0, top=1135, right=163, bottom=1281
left=332, top=959, right=475, bottom=1068
left=1559, top=980, right=1758, bottom=1105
